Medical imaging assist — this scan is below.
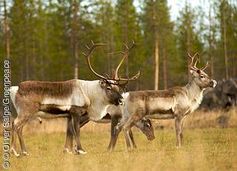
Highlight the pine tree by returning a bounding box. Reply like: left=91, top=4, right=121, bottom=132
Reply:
left=10, top=0, right=30, bottom=82
left=70, top=0, right=80, bottom=79
left=114, top=0, right=140, bottom=79
left=142, top=0, right=177, bottom=89
left=3, top=0, right=10, bottom=59
left=216, top=0, right=237, bottom=79
left=45, top=0, right=72, bottom=80
left=94, top=0, right=115, bottom=75
left=176, top=2, right=203, bottom=81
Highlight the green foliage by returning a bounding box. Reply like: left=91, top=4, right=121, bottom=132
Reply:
left=142, top=0, right=178, bottom=88
left=0, top=0, right=237, bottom=90
left=176, top=2, right=204, bottom=82
left=114, top=0, right=144, bottom=89
left=215, top=0, right=237, bottom=79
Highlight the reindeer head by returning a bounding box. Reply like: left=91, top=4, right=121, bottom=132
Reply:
left=135, top=118, right=155, bottom=141
left=83, top=41, right=140, bottom=106
left=188, top=53, right=217, bottom=89
left=98, top=79, right=123, bottom=105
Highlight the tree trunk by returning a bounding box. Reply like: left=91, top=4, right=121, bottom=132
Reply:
left=187, top=25, right=191, bottom=80
left=154, top=36, right=159, bottom=90
left=209, top=6, right=214, bottom=78
left=72, top=0, right=79, bottom=79
left=25, top=24, right=29, bottom=80
left=223, top=7, right=229, bottom=79
left=74, top=49, right=79, bottom=79
left=185, top=3, right=191, bottom=80
left=163, top=49, right=167, bottom=89
left=3, top=0, right=10, bottom=59
left=124, top=1, right=129, bottom=77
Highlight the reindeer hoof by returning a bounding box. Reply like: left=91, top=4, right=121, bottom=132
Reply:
left=74, top=145, right=87, bottom=155
left=10, top=148, right=20, bottom=157
left=22, top=151, right=29, bottom=156
left=63, top=148, right=73, bottom=154
left=107, top=147, right=113, bottom=152
left=74, top=149, right=87, bottom=155
left=78, top=150, right=87, bottom=155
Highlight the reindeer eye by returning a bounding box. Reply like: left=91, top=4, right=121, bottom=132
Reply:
left=107, top=86, right=112, bottom=90
left=200, top=75, right=204, bottom=79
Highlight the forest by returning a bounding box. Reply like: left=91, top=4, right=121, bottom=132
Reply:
left=1, top=1, right=237, bottom=170
left=0, top=0, right=237, bottom=91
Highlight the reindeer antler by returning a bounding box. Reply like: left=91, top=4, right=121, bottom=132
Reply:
left=82, top=40, right=107, bottom=80
left=188, top=52, right=199, bottom=70
left=188, top=52, right=209, bottom=71
left=82, top=40, right=140, bottom=84
left=200, top=61, right=209, bottom=71
left=114, top=41, right=140, bottom=81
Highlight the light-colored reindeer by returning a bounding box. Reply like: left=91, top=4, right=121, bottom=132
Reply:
left=64, top=105, right=155, bottom=153
left=113, top=53, right=217, bottom=149
left=10, top=41, right=140, bottom=156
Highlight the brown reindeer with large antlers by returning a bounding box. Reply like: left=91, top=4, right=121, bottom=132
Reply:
left=64, top=41, right=155, bottom=153
left=113, top=53, right=217, bottom=150
left=10, top=41, right=140, bottom=156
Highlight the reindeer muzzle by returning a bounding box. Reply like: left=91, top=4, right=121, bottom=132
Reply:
left=147, top=134, right=155, bottom=141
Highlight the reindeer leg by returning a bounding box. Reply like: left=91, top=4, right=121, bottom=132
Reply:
left=10, top=121, right=20, bottom=157
left=129, top=130, right=137, bottom=149
left=107, top=115, right=121, bottom=152
left=71, top=114, right=86, bottom=155
left=180, top=118, right=184, bottom=145
left=13, top=116, right=29, bottom=156
left=123, top=129, right=132, bottom=151
left=17, top=125, right=29, bottom=156
left=79, top=113, right=90, bottom=127
left=64, top=114, right=90, bottom=154
left=64, top=116, right=73, bottom=154
left=175, top=117, right=183, bottom=148
left=68, top=106, right=87, bottom=155
left=123, top=112, right=144, bottom=151
left=122, top=117, right=137, bottom=151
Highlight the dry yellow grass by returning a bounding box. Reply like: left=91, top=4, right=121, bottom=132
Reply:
left=0, top=108, right=237, bottom=170
left=0, top=128, right=236, bottom=171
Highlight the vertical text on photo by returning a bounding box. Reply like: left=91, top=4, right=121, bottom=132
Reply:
left=2, top=59, right=11, bottom=169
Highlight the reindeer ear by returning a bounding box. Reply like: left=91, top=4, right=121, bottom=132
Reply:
left=99, top=79, right=107, bottom=88
left=190, top=69, right=194, bottom=75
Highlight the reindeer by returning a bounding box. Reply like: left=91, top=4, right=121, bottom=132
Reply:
left=64, top=42, right=154, bottom=153
left=106, top=105, right=155, bottom=151
left=64, top=105, right=155, bottom=153
left=10, top=41, right=140, bottom=157
left=113, top=53, right=217, bottom=150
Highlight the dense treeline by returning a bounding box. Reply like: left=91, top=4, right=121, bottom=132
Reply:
left=0, top=0, right=237, bottom=92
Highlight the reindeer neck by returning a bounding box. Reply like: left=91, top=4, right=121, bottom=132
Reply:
left=184, top=79, right=204, bottom=101
left=78, top=80, right=100, bottom=99
left=79, top=79, right=108, bottom=100
left=77, top=80, right=109, bottom=120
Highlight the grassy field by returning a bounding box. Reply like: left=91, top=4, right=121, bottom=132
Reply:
left=1, top=127, right=237, bottom=171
